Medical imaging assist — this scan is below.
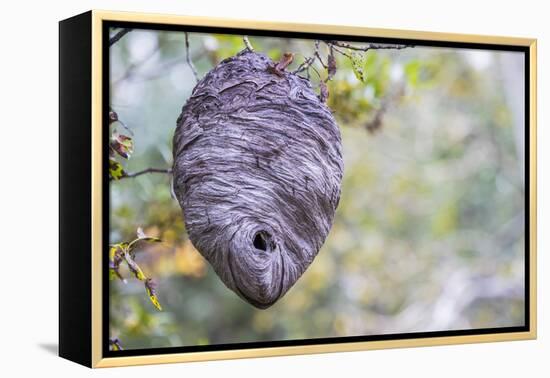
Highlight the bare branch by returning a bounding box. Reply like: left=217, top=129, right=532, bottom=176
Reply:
left=293, top=40, right=324, bottom=74
left=184, top=32, right=200, bottom=83
left=314, top=40, right=327, bottom=69
left=331, top=45, right=352, bottom=59
left=112, top=167, right=173, bottom=181
left=309, top=65, right=322, bottom=80
left=326, top=45, right=337, bottom=82
left=243, top=36, right=254, bottom=52
left=109, top=28, right=132, bottom=47
left=326, top=40, right=412, bottom=52
left=293, top=56, right=315, bottom=74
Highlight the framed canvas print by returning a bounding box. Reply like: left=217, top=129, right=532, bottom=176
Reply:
left=59, top=10, right=537, bottom=368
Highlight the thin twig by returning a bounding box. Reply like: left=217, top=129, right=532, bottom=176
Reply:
left=309, top=65, right=322, bottom=80
left=331, top=45, right=352, bottom=59
left=112, top=167, right=173, bottom=181
left=184, top=32, right=200, bottom=82
left=109, top=28, right=132, bottom=47
left=293, top=56, right=315, bottom=74
left=314, top=40, right=327, bottom=69
left=293, top=40, right=324, bottom=74
left=243, top=36, right=254, bottom=51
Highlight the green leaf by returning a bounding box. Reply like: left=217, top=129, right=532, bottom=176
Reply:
left=109, top=158, right=126, bottom=180
left=350, top=52, right=367, bottom=82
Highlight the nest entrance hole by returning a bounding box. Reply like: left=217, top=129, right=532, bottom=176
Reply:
left=253, top=231, right=275, bottom=252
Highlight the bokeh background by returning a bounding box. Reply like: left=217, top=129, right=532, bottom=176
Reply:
left=108, top=28, right=525, bottom=350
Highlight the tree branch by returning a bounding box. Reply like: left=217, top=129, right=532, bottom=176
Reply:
left=326, top=41, right=412, bottom=52
left=331, top=45, right=352, bottom=59
left=293, top=56, right=315, bottom=74
left=294, top=40, right=413, bottom=103
left=243, top=36, right=254, bottom=52
left=293, top=40, right=324, bottom=74
left=184, top=32, right=200, bottom=82
left=314, top=40, right=327, bottom=69
left=112, top=167, right=173, bottom=181
left=109, top=28, right=132, bottom=47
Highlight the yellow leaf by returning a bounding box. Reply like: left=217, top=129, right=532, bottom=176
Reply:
left=146, top=287, right=162, bottom=311
left=109, top=245, right=119, bottom=262
left=109, top=159, right=125, bottom=180
left=109, top=338, right=123, bottom=351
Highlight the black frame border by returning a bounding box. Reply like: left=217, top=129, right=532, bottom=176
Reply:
left=59, top=11, right=93, bottom=367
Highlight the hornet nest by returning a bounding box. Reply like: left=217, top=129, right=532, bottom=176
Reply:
left=173, top=50, right=343, bottom=308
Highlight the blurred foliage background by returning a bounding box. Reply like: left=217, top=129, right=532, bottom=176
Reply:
left=108, top=28, right=525, bottom=350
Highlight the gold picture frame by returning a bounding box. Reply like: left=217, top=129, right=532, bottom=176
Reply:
left=59, top=9, right=537, bottom=368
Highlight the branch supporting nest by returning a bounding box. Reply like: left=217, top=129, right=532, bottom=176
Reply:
left=243, top=36, right=254, bottom=52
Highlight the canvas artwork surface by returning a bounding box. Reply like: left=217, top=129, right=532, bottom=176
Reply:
left=107, top=26, right=526, bottom=353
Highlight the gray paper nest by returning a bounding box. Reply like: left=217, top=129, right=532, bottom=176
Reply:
left=173, top=50, right=343, bottom=308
